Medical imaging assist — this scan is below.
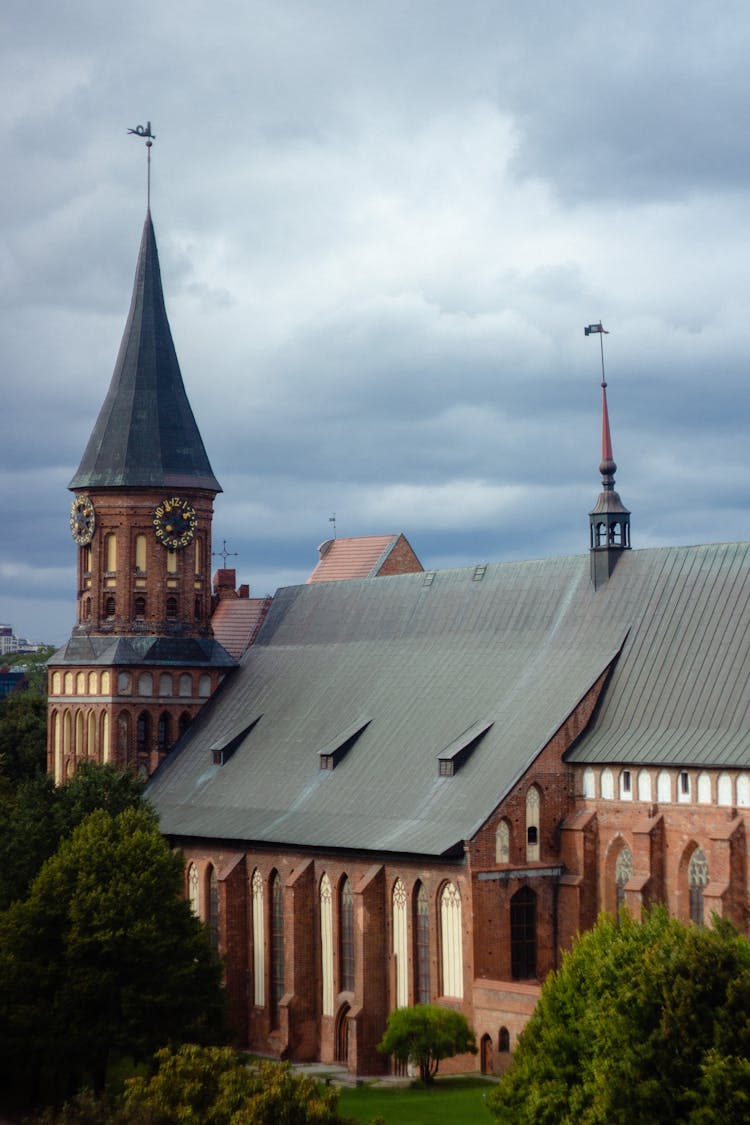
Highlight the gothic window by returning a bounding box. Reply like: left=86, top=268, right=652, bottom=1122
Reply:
left=440, top=882, right=463, bottom=998
left=134, top=595, right=146, bottom=618
left=87, top=710, right=96, bottom=760
left=166, top=596, right=178, bottom=619
left=52, top=712, right=62, bottom=780
left=498, top=1027, right=510, bottom=1052
left=320, top=874, right=334, bottom=1016
left=526, top=786, right=541, bottom=861
left=737, top=774, right=750, bottom=807
left=393, top=878, right=408, bottom=1008
left=207, top=865, right=219, bottom=950
left=105, top=533, right=117, bottom=573
left=619, top=770, right=632, bottom=800
left=101, top=712, right=110, bottom=763
left=697, top=772, right=711, bottom=804
left=688, top=847, right=709, bottom=926
left=75, top=709, right=84, bottom=756
left=717, top=773, right=732, bottom=806
left=496, top=819, right=510, bottom=863
left=340, top=877, right=355, bottom=992
left=135, top=534, right=147, bottom=573
left=188, top=863, right=200, bottom=915
left=136, top=711, right=151, bottom=758
left=615, top=845, right=633, bottom=911
left=510, top=886, right=537, bottom=980
left=582, top=767, right=596, bottom=798
left=270, top=872, right=284, bottom=1027
left=251, top=869, right=265, bottom=1006
left=637, top=769, right=651, bottom=801
left=117, top=711, right=131, bottom=764
left=601, top=768, right=614, bottom=799
left=414, top=882, right=430, bottom=1005
left=157, top=712, right=171, bottom=754
left=657, top=771, right=672, bottom=802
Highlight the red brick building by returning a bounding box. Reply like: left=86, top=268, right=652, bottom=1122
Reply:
left=51, top=212, right=750, bottom=1077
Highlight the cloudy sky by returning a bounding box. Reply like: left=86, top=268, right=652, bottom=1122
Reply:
left=3, top=1, right=750, bottom=645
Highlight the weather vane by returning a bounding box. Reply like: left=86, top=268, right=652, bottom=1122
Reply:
left=584, top=321, right=610, bottom=387
left=128, top=121, right=156, bottom=209
left=329, top=513, right=337, bottom=540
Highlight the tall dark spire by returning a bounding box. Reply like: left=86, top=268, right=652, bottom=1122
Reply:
left=70, top=212, right=221, bottom=492
left=589, top=376, right=630, bottom=587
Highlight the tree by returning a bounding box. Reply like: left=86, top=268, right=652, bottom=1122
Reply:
left=0, top=806, right=226, bottom=1106
left=377, top=1003, right=477, bottom=1083
left=0, top=690, right=47, bottom=782
left=488, top=908, right=750, bottom=1125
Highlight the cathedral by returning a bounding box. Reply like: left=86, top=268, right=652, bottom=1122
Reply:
left=49, top=211, right=750, bottom=1076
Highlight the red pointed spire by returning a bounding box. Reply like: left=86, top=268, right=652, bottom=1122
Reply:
left=601, top=378, right=614, bottom=465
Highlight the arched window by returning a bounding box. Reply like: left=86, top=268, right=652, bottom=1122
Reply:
left=52, top=672, right=61, bottom=694
left=619, top=770, right=632, bottom=800
left=270, top=872, right=284, bottom=1027
left=717, top=773, right=732, bottom=806
left=194, top=596, right=202, bottom=619
left=105, top=533, right=117, bottom=573
left=179, top=674, right=192, bottom=697
left=678, top=770, right=691, bottom=803
left=166, top=549, right=177, bottom=575
left=75, top=709, right=84, bottom=757
left=251, top=869, right=265, bottom=1006
left=188, top=863, right=200, bottom=915
left=601, top=768, right=614, bottom=799
left=511, top=886, right=537, bottom=980
left=440, top=882, right=463, bottom=998
left=496, top=819, right=510, bottom=864
left=134, top=595, right=146, bottom=618
left=688, top=848, right=709, bottom=926
left=198, top=673, right=211, bottom=697
left=87, top=710, right=96, bottom=760
left=737, top=774, right=750, bottom=807
left=76, top=672, right=86, bottom=694
left=207, top=865, right=219, bottom=950
left=582, top=767, right=595, bottom=798
left=637, top=770, right=652, bottom=800
left=166, top=596, right=178, bottom=619
left=657, top=771, right=672, bottom=803
left=104, top=595, right=116, bottom=618
left=135, top=534, right=147, bottom=573
left=340, top=877, right=355, bottom=992
left=615, top=845, right=633, bottom=911
left=159, top=673, right=173, bottom=696
left=393, top=878, right=408, bottom=1008
left=498, top=1026, right=510, bottom=1052
left=136, top=711, right=151, bottom=757
left=526, top=786, right=541, bottom=861
left=179, top=712, right=192, bottom=736
left=117, top=672, right=131, bottom=695
left=101, top=712, right=110, bottom=764
left=697, top=772, right=712, bottom=804
left=64, top=672, right=73, bottom=694
left=157, top=713, right=171, bottom=754
left=52, top=711, right=62, bottom=780
left=117, top=711, right=131, bottom=765
left=414, top=882, right=430, bottom=1005
left=320, top=874, right=334, bottom=1016
left=138, top=673, right=153, bottom=696
left=88, top=671, right=97, bottom=694
left=195, top=537, right=203, bottom=575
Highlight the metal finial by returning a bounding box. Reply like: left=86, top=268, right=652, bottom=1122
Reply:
left=329, top=513, right=337, bottom=540
left=212, top=540, right=238, bottom=566
left=128, top=121, right=156, bottom=209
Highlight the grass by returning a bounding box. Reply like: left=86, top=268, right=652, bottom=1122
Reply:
left=337, top=1075, right=496, bottom=1124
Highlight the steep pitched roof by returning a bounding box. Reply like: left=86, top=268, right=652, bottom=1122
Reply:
left=307, top=534, right=422, bottom=583
left=69, top=212, right=221, bottom=492
left=211, top=596, right=273, bottom=660
left=147, top=542, right=750, bottom=857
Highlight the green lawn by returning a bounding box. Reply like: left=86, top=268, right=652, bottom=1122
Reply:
left=337, top=1075, right=496, bottom=1125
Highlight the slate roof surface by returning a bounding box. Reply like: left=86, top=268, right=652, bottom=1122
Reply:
left=49, top=633, right=236, bottom=669
left=147, top=542, right=750, bottom=856
left=307, top=535, right=402, bottom=582
left=69, top=212, right=221, bottom=493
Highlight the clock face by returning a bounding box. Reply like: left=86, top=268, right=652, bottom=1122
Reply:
left=153, top=496, right=197, bottom=549
left=70, top=496, right=96, bottom=546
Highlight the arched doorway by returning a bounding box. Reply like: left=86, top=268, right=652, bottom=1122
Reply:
left=480, top=1033, right=493, bottom=1075
left=335, top=1003, right=350, bottom=1064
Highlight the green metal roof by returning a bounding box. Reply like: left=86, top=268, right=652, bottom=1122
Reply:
left=69, top=212, right=221, bottom=493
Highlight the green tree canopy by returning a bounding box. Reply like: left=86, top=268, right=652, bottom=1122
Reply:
left=0, top=806, right=226, bottom=1106
left=489, top=907, right=750, bottom=1125
left=377, top=1003, right=477, bottom=1084
left=0, top=690, right=47, bottom=782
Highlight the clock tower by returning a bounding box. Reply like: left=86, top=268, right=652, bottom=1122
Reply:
left=48, top=211, right=236, bottom=782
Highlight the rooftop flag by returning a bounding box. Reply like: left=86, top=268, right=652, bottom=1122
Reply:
left=585, top=322, right=609, bottom=336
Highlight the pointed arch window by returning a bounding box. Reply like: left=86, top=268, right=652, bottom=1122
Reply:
left=510, top=886, right=537, bottom=980
left=601, top=768, right=614, bottom=799
left=157, top=712, right=171, bottom=754
left=166, top=596, right=178, bottom=619
left=414, top=882, right=430, bottom=1005
left=688, top=847, right=709, bottom=926
left=105, top=533, right=117, bottom=573
left=136, top=711, right=151, bottom=758
left=440, top=882, right=463, bottom=998
left=207, top=865, right=219, bottom=950
left=320, top=874, right=334, bottom=1016
left=340, top=877, right=355, bottom=992
left=117, top=711, right=131, bottom=765
left=582, top=767, right=595, bottom=798
left=638, top=769, right=652, bottom=801
left=657, top=771, right=672, bottom=802
left=188, top=863, right=200, bottom=915
left=496, top=819, right=510, bottom=864
left=251, top=869, right=265, bottom=1006
left=615, top=845, right=633, bottom=911
left=526, top=786, right=541, bottom=861
left=393, top=878, right=408, bottom=1008
left=270, top=872, right=285, bottom=1026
